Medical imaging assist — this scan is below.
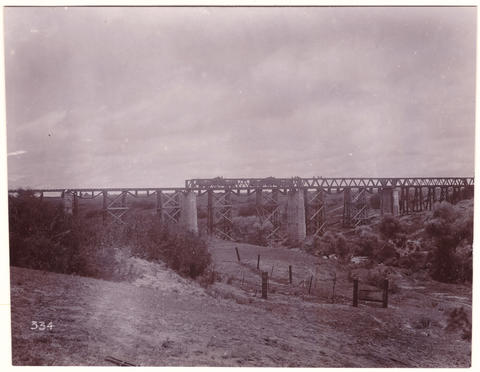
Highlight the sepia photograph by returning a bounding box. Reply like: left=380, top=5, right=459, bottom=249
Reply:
left=4, top=5, right=476, bottom=367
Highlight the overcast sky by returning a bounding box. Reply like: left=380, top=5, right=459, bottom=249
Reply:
left=4, top=6, right=477, bottom=189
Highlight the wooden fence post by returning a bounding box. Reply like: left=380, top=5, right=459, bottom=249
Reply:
left=353, top=279, right=359, bottom=307
left=261, top=271, right=268, bottom=299
left=382, top=279, right=389, bottom=308
left=289, top=265, right=292, bottom=284
left=235, top=247, right=241, bottom=262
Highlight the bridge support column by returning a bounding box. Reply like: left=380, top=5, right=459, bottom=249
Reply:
left=440, top=187, right=447, bottom=202
left=305, top=188, right=326, bottom=237
left=122, top=190, right=127, bottom=208
left=380, top=187, right=393, bottom=216
left=392, top=188, right=400, bottom=216
left=207, top=189, right=214, bottom=235
left=400, top=187, right=407, bottom=214
left=286, top=189, right=306, bottom=243
left=73, top=192, right=78, bottom=216
left=343, top=188, right=351, bottom=227
left=380, top=187, right=400, bottom=216
left=62, top=190, right=74, bottom=215
left=464, top=185, right=474, bottom=199
left=180, top=191, right=198, bottom=234
left=426, top=187, right=434, bottom=210
left=156, top=189, right=164, bottom=224
left=102, top=191, right=107, bottom=223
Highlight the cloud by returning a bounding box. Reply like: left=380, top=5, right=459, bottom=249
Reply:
left=4, top=7, right=476, bottom=188
left=7, top=150, right=27, bottom=157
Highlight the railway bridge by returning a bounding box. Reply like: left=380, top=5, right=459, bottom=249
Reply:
left=8, top=177, right=474, bottom=243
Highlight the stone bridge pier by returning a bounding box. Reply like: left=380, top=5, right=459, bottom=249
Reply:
left=62, top=190, right=78, bottom=216
left=286, top=188, right=306, bottom=243
left=179, top=191, right=198, bottom=233
left=380, top=187, right=400, bottom=216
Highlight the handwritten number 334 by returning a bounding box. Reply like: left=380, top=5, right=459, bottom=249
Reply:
left=30, top=321, right=54, bottom=331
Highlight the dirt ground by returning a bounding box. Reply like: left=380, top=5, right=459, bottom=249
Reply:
left=9, top=237, right=471, bottom=367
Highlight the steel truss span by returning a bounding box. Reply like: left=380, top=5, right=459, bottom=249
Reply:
left=185, top=177, right=474, bottom=190
left=8, top=177, right=474, bottom=195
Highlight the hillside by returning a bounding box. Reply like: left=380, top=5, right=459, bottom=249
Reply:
left=11, top=237, right=471, bottom=367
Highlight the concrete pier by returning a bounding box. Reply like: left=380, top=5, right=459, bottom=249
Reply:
left=380, top=187, right=400, bottom=216
left=180, top=191, right=198, bottom=233
left=286, top=189, right=306, bottom=243
left=392, top=188, right=400, bottom=216
left=62, top=190, right=74, bottom=215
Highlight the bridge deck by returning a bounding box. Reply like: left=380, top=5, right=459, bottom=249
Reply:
left=8, top=177, right=474, bottom=194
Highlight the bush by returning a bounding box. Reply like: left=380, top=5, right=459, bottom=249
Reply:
left=232, top=216, right=269, bottom=246
left=425, top=202, right=473, bottom=283
left=375, top=241, right=398, bottom=264
left=8, top=190, right=130, bottom=280
left=315, top=232, right=350, bottom=261
left=9, top=190, right=212, bottom=282
left=129, top=218, right=212, bottom=279
left=398, top=251, right=427, bottom=271
left=379, top=215, right=404, bottom=240
left=84, top=208, right=103, bottom=219
left=354, top=226, right=380, bottom=257
left=364, top=267, right=400, bottom=293
left=446, top=307, right=471, bottom=341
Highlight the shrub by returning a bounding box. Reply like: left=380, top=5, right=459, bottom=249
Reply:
left=334, top=234, right=349, bottom=260
left=379, top=215, right=404, bottom=240
left=446, top=307, right=471, bottom=341
left=247, top=227, right=269, bottom=246
left=310, top=232, right=350, bottom=261
left=425, top=202, right=473, bottom=283
left=130, top=218, right=212, bottom=279
left=354, top=226, right=380, bottom=257
left=232, top=217, right=269, bottom=246
left=8, top=190, right=130, bottom=280
left=375, top=241, right=398, bottom=264
left=9, top=191, right=212, bottom=282
left=84, top=208, right=103, bottom=219
left=364, top=268, right=399, bottom=293
left=365, top=269, right=388, bottom=289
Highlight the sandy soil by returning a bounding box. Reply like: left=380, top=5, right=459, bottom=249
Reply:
left=10, top=237, right=471, bottom=367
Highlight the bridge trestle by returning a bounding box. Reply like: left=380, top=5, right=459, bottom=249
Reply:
left=10, top=176, right=474, bottom=244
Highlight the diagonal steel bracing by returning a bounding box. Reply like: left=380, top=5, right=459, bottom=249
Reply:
left=255, top=188, right=286, bottom=243
left=304, top=188, right=326, bottom=238
left=160, top=191, right=182, bottom=224
left=207, top=189, right=233, bottom=240
left=343, top=188, right=369, bottom=228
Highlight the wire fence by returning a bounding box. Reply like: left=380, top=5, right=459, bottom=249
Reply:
left=217, top=252, right=340, bottom=304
